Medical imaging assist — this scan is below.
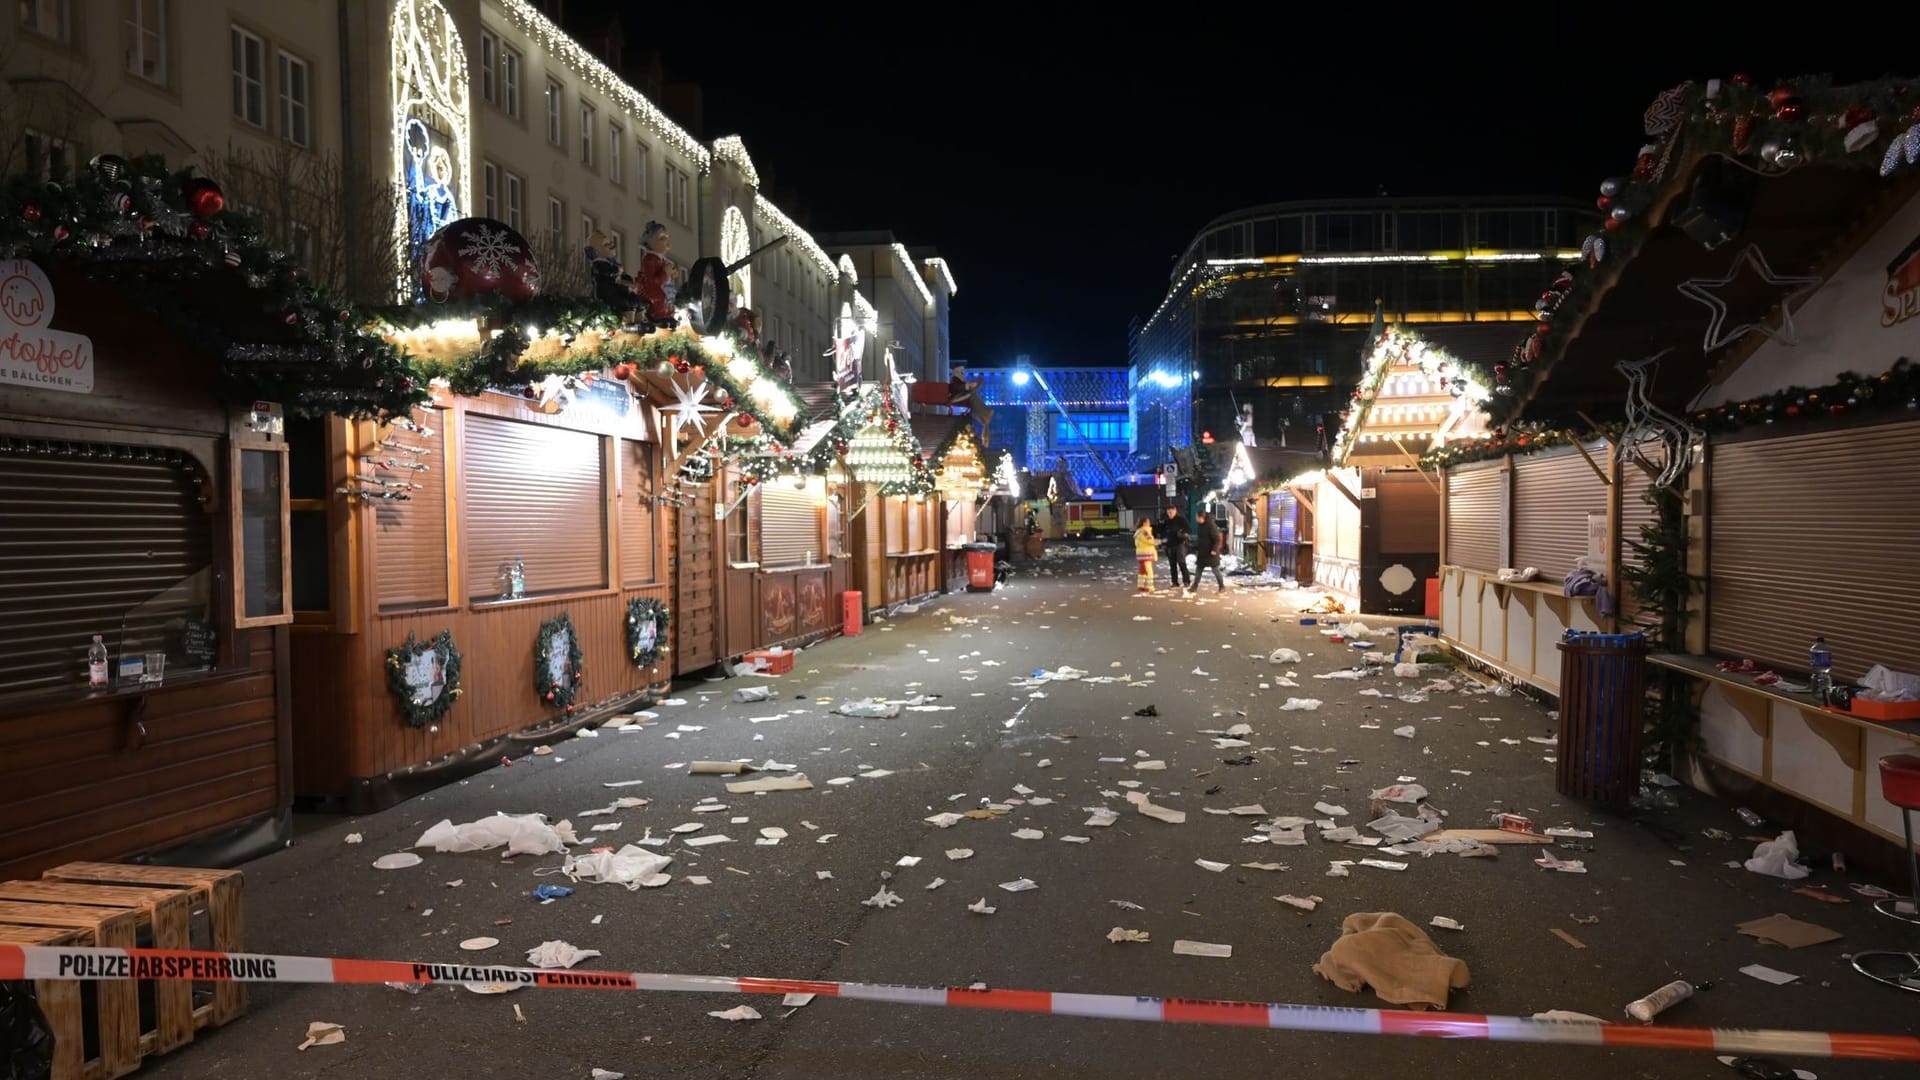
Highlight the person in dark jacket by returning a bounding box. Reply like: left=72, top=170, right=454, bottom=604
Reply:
left=1193, top=510, right=1227, bottom=592
left=1154, top=506, right=1191, bottom=589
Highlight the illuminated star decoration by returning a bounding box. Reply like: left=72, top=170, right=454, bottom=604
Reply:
left=1675, top=245, right=1823, bottom=353
left=658, top=379, right=719, bottom=443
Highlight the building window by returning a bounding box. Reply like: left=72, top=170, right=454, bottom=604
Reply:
left=578, top=101, right=594, bottom=167
left=608, top=122, right=623, bottom=185
left=580, top=212, right=594, bottom=244
left=501, top=45, right=521, bottom=117
left=607, top=228, right=623, bottom=264
left=278, top=50, right=311, bottom=147
left=664, top=164, right=689, bottom=224
left=634, top=141, right=650, bottom=199
left=21, top=129, right=75, bottom=181
left=287, top=222, right=314, bottom=268
left=1056, top=414, right=1132, bottom=444
left=482, top=161, right=498, bottom=219
left=124, top=0, right=167, bottom=84
left=504, top=170, right=523, bottom=230
left=544, top=78, right=562, bottom=144
left=547, top=195, right=563, bottom=241
left=479, top=30, right=496, bottom=104
left=230, top=25, right=266, bottom=127
left=726, top=477, right=753, bottom=565
left=21, top=0, right=68, bottom=42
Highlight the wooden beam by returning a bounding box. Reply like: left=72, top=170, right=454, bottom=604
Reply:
left=1286, top=483, right=1316, bottom=516
left=1389, top=436, right=1440, bottom=493
left=1569, top=437, right=1612, bottom=487
left=1323, top=471, right=1363, bottom=509
left=1575, top=411, right=1614, bottom=447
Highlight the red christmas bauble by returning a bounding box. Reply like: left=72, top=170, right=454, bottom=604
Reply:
left=189, top=222, right=210, bottom=239
left=1596, top=195, right=1612, bottom=210
left=1775, top=101, right=1804, bottom=123
left=21, top=204, right=41, bottom=224
left=1842, top=106, right=1874, bottom=128
left=420, top=217, right=542, bottom=302
left=1731, top=73, right=1752, bottom=86
left=735, top=414, right=753, bottom=429
left=1603, top=216, right=1624, bottom=232
left=611, top=362, right=635, bottom=380
left=183, top=177, right=225, bottom=220
left=52, top=225, right=69, bottom=241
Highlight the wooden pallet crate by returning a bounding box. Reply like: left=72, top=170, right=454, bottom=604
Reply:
left=0, top=881, right=196, bottom=1053
left=0, top=901, right=141, bottom=1080
left=40, top=863, right=245, bottom=1025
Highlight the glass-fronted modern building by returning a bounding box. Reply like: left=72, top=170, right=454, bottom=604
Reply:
left=1128, top=195, right=1596, bottom=464
left=970, top=364, right=1138, bottom=498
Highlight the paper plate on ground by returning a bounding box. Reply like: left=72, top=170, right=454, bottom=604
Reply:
left=371, top=852, right=422, bottom=870
left=458, top=937, right=499, bottom=951
left=462, top=982, right=525, bottom=995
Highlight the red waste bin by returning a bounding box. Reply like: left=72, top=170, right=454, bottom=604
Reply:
left=964, top=543, right=997, bottom=592
left=842, top=591, right=863, bottom=637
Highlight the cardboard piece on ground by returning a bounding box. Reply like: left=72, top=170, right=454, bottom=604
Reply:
left=1549, top=928, right=1586, bottom=950
left=1172, top=940, right=1232, bottom=958
left=1736, top=913, right=1843, bottom=949
left=1126, top=790, right=1186, bottom=824
left=690, top=761, right=747, bottom=775
left=726, top=774, right=814, bottom=794
left=1423, top=828, right=1555, bottom=845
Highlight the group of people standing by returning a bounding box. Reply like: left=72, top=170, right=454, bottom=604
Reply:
left=1133, top=505, right=1227, bottom=593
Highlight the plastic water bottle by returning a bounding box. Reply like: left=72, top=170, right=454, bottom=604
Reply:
left=87, top=635, right=109, bottom=688
left=1809, top=636, right=1832, bottom=701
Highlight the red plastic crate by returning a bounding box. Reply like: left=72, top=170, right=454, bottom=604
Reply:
left=744, top=649, right=795, bottom=675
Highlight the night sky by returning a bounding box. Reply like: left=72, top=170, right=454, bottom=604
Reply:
left=565, top=5, right=1905, bottom=369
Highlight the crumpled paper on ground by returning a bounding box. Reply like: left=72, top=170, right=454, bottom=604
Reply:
left=560, top=845, right=674, bottom=890
left=525, top=940, right=601, bottom=969
left=1312, top=911, right=1470, bottom=1010
left=1280, top=698, right=1322, bottom=711
left=733, top=685, right=775, bottom=703
left=835, top=699, right=900, bottom=718
left=1744, top=831, right=1810, bottom=880
left=416, top=813, right=575, bottom=856
left=1268, top=648, right=1302, bottom=664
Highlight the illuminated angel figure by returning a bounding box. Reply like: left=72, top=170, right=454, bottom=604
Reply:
left=404, top=117, right=460, bottom=267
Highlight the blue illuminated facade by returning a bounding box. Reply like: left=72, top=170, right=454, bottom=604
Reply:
left=971, top=363, right=1141, bottom=497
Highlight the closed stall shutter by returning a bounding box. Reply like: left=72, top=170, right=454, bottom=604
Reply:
left=1511, top=444, right=1606, bottom=579
left=375, top=413, right=448, bottom=610
left=907, top=499, right=925, bottom=550
left=465, top=415, right=605, bottom=600
left=620, top=439, right=657, bottom=585
left=1444, top=461, right=1504, bottom=572
left=1710, top=421, right=1920, bottom=679
left=1377, top=473, right=1439, bottom=554
left=759, top=485, right=821, bottom=567
left=0, top=442, right=215, bottom=698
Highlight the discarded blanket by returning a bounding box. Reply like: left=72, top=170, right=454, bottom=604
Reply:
left=1311, top=911, right=1471, bottom=1010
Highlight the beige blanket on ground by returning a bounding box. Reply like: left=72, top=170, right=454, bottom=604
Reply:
left=1312, top=912, right=1471, bottom=1010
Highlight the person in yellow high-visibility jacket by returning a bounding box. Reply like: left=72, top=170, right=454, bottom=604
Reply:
left=1133, top=517, right=1161, bottom=592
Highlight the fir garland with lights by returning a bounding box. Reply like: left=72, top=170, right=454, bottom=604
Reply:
left=533, top=611, right=586, bottom=713
left=1477, top=73, right=1920, bottom=419
left=1688, top=359, right=1920, bottom=430
left=1419, top=426, right=1602, bottom=469
left=384, top=630, right=463, bottom=729
left=1, top=154, right=420, bottom=418
left=625, top=597, right=671, bottom=669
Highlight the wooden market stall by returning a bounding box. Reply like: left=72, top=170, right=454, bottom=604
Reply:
left=912, top=415, right=989, bottom=593
left=0, top=162, right=415, bottom=877
left=838, top=392, right=941, bottom=615
left=1429, top=73, right=1920, bottom=856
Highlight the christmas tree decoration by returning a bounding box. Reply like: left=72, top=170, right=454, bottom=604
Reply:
left=182, top=177, right=225, bottom=219
left=420, top=217, right=541, bottom=302
left=1674, top=244, right=1823, bottom=353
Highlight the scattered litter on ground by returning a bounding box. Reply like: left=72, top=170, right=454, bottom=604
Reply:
left=862, top=887, right=904, bottom=909
left=1391, top=726, right=1416, bottom=739
left=296, top=1021, right=345, bottom=1051
left=1172, top=940, right=1232, bottom=958
left=1275, top=895, right=1321, bottom=911
left=1736, top=913, right=1842, bottom=949
left=371, top=853, right=422, bottom=870
left=684, top=834, right=733, bottom=848
left=1744, top=832, right=1811, bottom=880
left=998, top=878, right=1039, bottom=892
left=1194, top=859, right=1229, bottom=873
left=1549, top=928, right=1587, bottom=950
left=708, top=1006, right=762, bottom=1022
left=417, top=814, right=573, bottom=856
left=1110, top=899, right=1144, bottom=911
left=458, top=937, right=498, bottom=951
left=343, top=833, right=362, bottom=845
left=1428, top=916, right=1465, bottom=932
left=968, top=898, right=997, bottom=914
left=1107, top=927, right=1151, bottom=943
left=1127, top=791, right=1186, bottom=823
left=1533, top=855, right=1587, bottom=873
left=526, top=940, right=601, bottom=968
left=836, top=700, right=901, bottom=718
left=1281, top=698, right=1323, bottom=711
left=1738, top=964, right=1800, bottom=985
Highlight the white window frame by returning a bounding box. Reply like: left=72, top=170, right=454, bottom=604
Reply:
left=544, top=78, right=563, bottom=145
left=501, top=45, right=521, bottom=117
left=579, top=101, right=595, bottom=168
left=482, top=161, right=498, bottom=220
left=22, top=128, right=75, bottom=182
left=547, top=195, right=564, bottom=240
left=634, top=141, right=650, bottom=199
left=125, top=0, right=167, bottom=84
left=230, top=25, right=266, bottom=128
left=608, top=122, right=623, bottom=185
left=580, top=212, right=594, bottom=244
left=23, top=0, right=69, bottom=42
left=665, top=165, right=689, bottom=225
left=277, top=49, right=311, bottom=148
left=504, top=171, right=524, bottom=231
left=479, top=30, right=496, bottom=104
left=607, top=228, right=624, bottom=265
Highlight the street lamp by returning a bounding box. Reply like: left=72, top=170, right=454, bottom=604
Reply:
left=1011, top=370, right=1031, bottom=386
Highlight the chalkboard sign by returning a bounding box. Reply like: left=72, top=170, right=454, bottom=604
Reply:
left=177, top=619, right=217, bottom=666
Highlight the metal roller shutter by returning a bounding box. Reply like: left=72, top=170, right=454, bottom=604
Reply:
left=759, top=485, right=822, bottom=568
left=620, top=439, right=657, bottom=585
left=1377, top=473, right=1439, bottom=554
left=1512, top=444, right=1607, bottom=579
left=1709, top=421, right=1920, bottom=679
left=1444, top=462, right=1505, bottom=571
left=373, top=411, right=448, bottom=611
left=0, top=441, right=215, bottom=698
left=464, top=415, right=605, bottom=600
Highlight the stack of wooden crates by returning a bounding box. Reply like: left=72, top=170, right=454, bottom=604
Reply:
left=0, top=863, right=244, bottom=1079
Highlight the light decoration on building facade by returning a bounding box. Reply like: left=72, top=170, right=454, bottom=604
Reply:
left=753, top=194, right=835, bottom=281
left=1330, top=327, right=1490, bottom=465
left=924, top=257, right=957, bottom=296
left=993, top=451, right=1021, bottom=499
left=891, top=243, right=933, bottom=308
left=390, top=0, right=470, bottom=300
left=837, top=253, right=858, bottom=285
left=850, top=289, right=878, bottom=335
left=710, top=135, right=760, bottom=188
left=498, top=0, right=709, bottom=168
left=721, top=205, right=752, bottom=308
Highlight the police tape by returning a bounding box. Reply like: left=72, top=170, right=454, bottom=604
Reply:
left=3, top=943, right=1918, bottom=1063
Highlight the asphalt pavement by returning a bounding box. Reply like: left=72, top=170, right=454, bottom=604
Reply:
left=138, top=542, right=1917, bottom=1080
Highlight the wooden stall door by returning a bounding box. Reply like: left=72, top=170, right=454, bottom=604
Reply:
left=675, top=482, right=719, bottom=673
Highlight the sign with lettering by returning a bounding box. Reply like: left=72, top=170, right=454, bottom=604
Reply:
left=1884, top=233, right=1920, bottom=328
left=0, top=259, right=93, bottom=394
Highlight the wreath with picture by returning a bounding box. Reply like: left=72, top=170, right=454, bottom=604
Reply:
left=534, top=611, right=586, bottom=713
left=626, top=597, right=671, bottom=669
left=384, top=630, right=462, bottom=729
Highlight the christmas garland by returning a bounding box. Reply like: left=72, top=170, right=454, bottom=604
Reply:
left=0, top=154, right=421, bottom=418
left=384, top=630, right=463, bottom=729
left=534, top=611, right=586, bottom=713
left=1419, top=426, right=1599, bottom=469
left=625, top=597, right=671, bottom=669
left=1477, top=73, right=1920, bottom=420
left=1688, top=359, right=1920, bottom=431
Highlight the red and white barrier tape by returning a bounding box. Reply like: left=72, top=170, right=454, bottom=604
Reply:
left=4, top=944, right=1916, bottom=1063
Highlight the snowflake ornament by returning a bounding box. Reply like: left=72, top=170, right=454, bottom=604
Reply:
left=458, top=224, right=521, bottom=278
left=658, top=379, right=720, bottom=443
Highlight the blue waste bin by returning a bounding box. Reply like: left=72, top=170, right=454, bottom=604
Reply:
left=1555, top=631, right=1650, bottom=808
